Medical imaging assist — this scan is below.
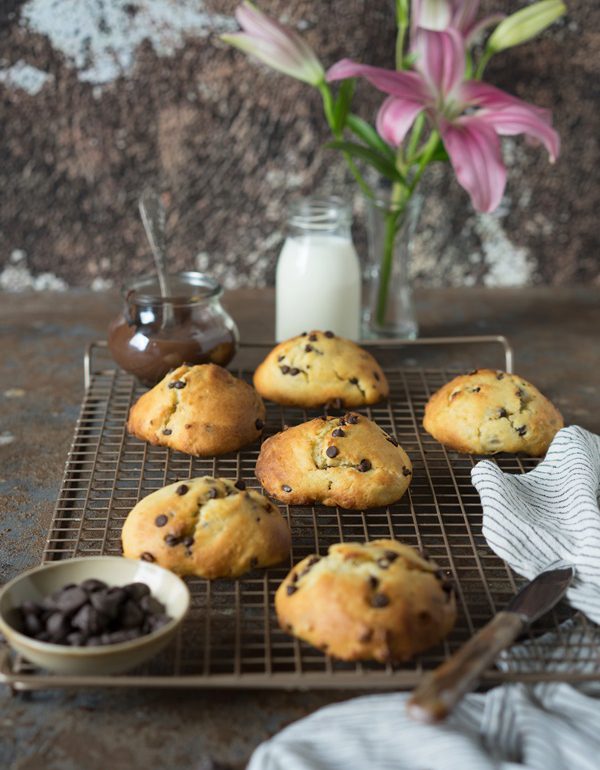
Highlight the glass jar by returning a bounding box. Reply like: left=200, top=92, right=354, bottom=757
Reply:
left=275, top=196, right=361, bottom=341
left=108, top=272, right=239, bottom=385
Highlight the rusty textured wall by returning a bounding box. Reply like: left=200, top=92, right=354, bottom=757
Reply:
left=0, top=0, right=598, bottom=292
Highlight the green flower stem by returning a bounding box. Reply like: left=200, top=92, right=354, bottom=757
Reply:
left=318, top=82, right=373, bottom=199
left=395, top=0, right=410, bottom=69
left=474, top=48, right=494, bottom=80
left=410, top=129, right=440, bottom=192
left=375, top=181, right=406, bottom=325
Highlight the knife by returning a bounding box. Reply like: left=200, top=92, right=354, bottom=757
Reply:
left=407, top=564, right=575, bottom=723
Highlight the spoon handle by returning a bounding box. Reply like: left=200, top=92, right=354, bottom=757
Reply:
left=139, top=189, right=173, bottom=325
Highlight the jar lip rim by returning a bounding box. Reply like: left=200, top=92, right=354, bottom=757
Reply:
left=288, top=196, right=352, bottom=229
left=123, top=271, right=222, bottom=304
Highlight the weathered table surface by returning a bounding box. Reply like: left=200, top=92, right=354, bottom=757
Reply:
left=0, top=287, right=598, bottom=770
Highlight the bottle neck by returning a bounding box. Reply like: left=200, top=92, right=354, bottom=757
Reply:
left=287, top=197, right=353, bottom=240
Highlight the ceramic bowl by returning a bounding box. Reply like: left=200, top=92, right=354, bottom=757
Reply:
left=0, top=556, right=190, bottom=676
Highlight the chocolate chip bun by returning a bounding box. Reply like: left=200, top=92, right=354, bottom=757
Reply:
left=423, top=369, right=563, bottom=456
left=256, top=413, right=412, bottom=509
left=275, top=540, right=456, bottom=662
left=122, top=477, right=291, bottom=579
left=253, top=331, right=388, bottom=408
left=127, top=364, right=265, bottom=456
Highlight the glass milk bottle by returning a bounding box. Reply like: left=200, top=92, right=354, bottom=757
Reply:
left=275, top=197, right=361, bottom=341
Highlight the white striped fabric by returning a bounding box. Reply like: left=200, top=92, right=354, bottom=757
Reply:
left=472, top=426, right=600, bottom=623
left=248, top=427, right=600, bottom=770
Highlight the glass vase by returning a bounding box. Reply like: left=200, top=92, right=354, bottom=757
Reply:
left=362, top=192, right=422, bottom=339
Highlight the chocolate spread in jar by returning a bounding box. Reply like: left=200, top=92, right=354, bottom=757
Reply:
left=108, top=279, right=238, bottom=385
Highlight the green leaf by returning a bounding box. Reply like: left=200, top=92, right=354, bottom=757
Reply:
left=427, top=143, right=450, bottom=163
left=345, top=115, right=396, bottom=163
left=332, top=80, right=355, bottom=134
left=326, top=140, right=406, bottom=184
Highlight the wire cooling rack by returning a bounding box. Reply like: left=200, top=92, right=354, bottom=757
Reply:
left=2, top=337, right=598, bottom=691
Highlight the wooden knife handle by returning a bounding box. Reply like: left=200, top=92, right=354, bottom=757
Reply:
left=407, top=611, right=525, bottom=723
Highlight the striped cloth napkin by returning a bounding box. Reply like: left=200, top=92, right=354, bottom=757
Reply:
left=248, top=426, right=600, bottom=770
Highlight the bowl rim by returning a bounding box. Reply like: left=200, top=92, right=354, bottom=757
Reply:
left=0, top=556, right=190, bottom=658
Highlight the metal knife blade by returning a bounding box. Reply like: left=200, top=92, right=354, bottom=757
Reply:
left=506, top=564, right=575, bottom=624
left=407, top=564, right=575, bottom=723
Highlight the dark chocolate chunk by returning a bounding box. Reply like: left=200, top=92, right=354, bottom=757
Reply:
left=301, top=331, right=307, bottom=336
left=55, top=586, right=88, bottom=615
left=162, top=428, right=172, bottom=435
left=173, top=380, right=186, bottom=389
left=176, top=484, right=189, bottom=496
left=280, top=365, right=290, bottom=374
left=368, top=575, right=379, bottom=590
left=281, top=484, right=292, bottom=493
left=140, top=552, right=155, bottom=563
left=305, top=344, right=313, bottom=352
left=81, top=578, right=107, bottom=593
left=124, top=582, right=150, bottom=601
left=119, top=600, right=145, bottom=629
left=384, top=551, right=399, bottom=562
left=349, top=377, right=359, bottom=385
left=23, top=612, right=43, bottom=636
left=346, top=414, right=358, bottom=424
left=140, top=595, right=165, bottom=616
left=72, top=604, right=108, bottom=635
left=286, top=585, right=298, bottom=596
left=90, top=588, right=127, bottom=620
left=358, top=459, right=371, bottom=472
left=66, top=631, right=86, bottom=647
left=277, top=355, right=285, bottom=362
left=289, top=367, right=300, bottom=376
left=498, top=407, right=508, bottom=418
left=309, top=333, right=318, bottom=341
left=332, top=428, right=345, bottom=438
left=516, top=425, right=527, bottom=436
left=165, top=534, right=181, bottom=547
left=326, top=445, right=339, bottom=458
left=370, top=593, right=390, bottom=608
left=234, top=479, right=246, bottom=490
left=324, top=331, right=335, bottom=338
left=402, top=466, right=412, bottom=477
left=183, top=536, right=194, bottom=548
left=471, top=387, right=481, bottom=393
left=497, top=371, right=505, bottom=380
left=155, top=514, right=168, bottom=527
left=255, top=418, right=264, bottom=430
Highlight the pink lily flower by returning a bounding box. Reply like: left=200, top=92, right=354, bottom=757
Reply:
left=411, top=0, right=504, bottom=43
left=221, top=1, right=324, bottom=86
left=327, top=29, right=559, bottom=213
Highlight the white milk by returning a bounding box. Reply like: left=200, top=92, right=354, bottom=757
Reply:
left=275, top=234, right=361, bottom=341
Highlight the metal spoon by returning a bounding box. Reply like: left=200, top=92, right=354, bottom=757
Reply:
left=139, top=188, right=174, bottom=327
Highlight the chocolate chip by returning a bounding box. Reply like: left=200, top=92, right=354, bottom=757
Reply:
left=496, top=371, right=505, bottom=380
left=282, top=484, right=292, bottom=493
left=290, top=367, right=300, bottom=376
left=324, top=331, right=335, bottom=338
left=358, top=459, right=371, bottom=472
left=173, top=380, right=186, bottom=389
left=305, top=344, right=313, bottom=352
left=374, top=372, right=380, bottom=381
left=301, top=331, right=307, bottom=336
left=183, top=536, right=194, bottom=548
left=309, top=333, right=318, bottom=341
left=255, top=418, right=264, bottom=430
left=402, top=466, right=412, bottom=477
left=155, top=514, right=168, bottom=527
left=286, top=585, right=298, bottom=596
left=368, top=575, right=379, bottom=590
left=384, top=551, right=399, bottom=562
left=277, top=355, right=284, bottom=362
left=471, top=387, right=481, bottom=393
left=234, top=479, right=246, bottom=490
left=349, top=377, right=359, bottom=385
left=498, top=407, right=508, bottom=418
left=290, top=572, right=298, bottom=583
left=326, top=445, right=339, bottom=458
left=516, top=425, right=527, bottom=436
left=176, top=484, right=189, bottom=496
left=346, top=414, right=358, bottom=424
left=441, top=580, right=455, bottom=594
left=468, top=369, right=478, bottom=375
left=307, top=556, right=321, bottom=567
left=370, top=593, right=389, bottom=608
left=162, top=428, right=172, bottom=435
left=280, top=365, right=290, bottom=374
left=207, top=487, right=218, bottom=499
left=387, top=437, right=399, bottom=447
left=140, top=552, right=155, bottom=562
left=164, top=534, right=181, bottom=547
left=332, top=428, right=345, bottom=438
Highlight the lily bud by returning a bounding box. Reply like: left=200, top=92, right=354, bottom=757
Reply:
left=412, top=0, right=452, bottom=31
left=221, top=2, right=325, bottom=86
left=487, top=0, right=566, bottom=53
